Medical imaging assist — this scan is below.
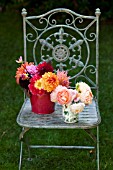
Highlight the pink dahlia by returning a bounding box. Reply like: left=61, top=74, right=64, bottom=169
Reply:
left=57, top=70, right=70, bottom=87
left=26, top=64, right=37, bottom=75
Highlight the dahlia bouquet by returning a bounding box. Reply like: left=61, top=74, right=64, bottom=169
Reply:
left=15, top=56, right=93, bottom=118
left=15, top=56, right=70, bottom=95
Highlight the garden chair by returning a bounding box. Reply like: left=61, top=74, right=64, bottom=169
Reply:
left=16, top=8, right=101, bottom=170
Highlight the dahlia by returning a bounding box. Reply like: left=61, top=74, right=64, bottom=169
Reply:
left=15, top=62, right=33, bottom=84
left=28, top=74, right=45, bottom=95
left=26, top=65, right=37, bottom=75
left=41, top=72, right=59, bottom=92
left=36, top=61, right=54, bottom=76
left=57, top=70, right=70, bottom=87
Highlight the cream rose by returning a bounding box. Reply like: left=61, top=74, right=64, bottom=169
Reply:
left=76, top=82, right=91, bottom=93
left=70, top=103, right=85, bottom=114
left=79, top=90, right=93, bottom=104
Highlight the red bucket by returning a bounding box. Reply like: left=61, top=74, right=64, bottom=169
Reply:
left=30, top=93, right=55, bottom=114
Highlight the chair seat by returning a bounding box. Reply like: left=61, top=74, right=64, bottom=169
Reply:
left=17, top=98, right=101, bottom=129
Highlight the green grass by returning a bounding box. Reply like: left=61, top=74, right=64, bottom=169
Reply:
left=0, top=10, right=113, bottom=170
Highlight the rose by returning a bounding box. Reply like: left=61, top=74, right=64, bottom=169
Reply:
left=50, top=85, right=62, bottom=102
left=70, top=103, right=85, bottom=114
left=51, top=86, right=70, bottom=104
left=50, top=85, right=79, bottom=105
left=69, top=89, right=79, bottom=102
left=51, top=85, right=72, bottom=105
left=79, top=89, right=93, bottom=104
left=57, top=88, right=72, bottom=105
left=76, top=82, right=91, bottom=93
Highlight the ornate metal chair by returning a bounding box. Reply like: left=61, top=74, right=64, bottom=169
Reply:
left=17, top=8, right=101, bottom=170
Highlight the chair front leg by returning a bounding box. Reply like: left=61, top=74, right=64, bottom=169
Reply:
left=19, top=141, right=23, bottom=170
left=18, top=127, right=30, bottom=170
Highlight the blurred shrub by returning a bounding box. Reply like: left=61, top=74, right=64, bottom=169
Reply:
left=0, top=0, right=113, bottom=19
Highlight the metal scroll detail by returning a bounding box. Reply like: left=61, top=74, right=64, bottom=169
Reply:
left=39, top=27, right=84, bottom=71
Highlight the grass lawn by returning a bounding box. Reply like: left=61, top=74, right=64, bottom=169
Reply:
left=0, top=9, right=113, bottom=170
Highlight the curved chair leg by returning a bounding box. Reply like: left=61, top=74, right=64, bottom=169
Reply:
left=18, top=127, right=30, bottom=170
left=97, top=126, right=100, bottom=170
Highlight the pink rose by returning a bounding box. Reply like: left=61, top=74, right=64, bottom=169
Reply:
left=68, top=89, right=80, bottom=102
left=50, top=85, right=72, bottom=105
left=50, top=85, right=63, bottom=102
left=57, top=88, right=72, bottom=105
left=50, top=90, right=57, bottom=102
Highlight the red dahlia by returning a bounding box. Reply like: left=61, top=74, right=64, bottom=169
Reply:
left=36, top=61, right=54, bottom=76
left=28, top=74, right=45, bottom=95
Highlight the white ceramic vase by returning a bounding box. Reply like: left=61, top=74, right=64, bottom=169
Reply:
left=62, top=105, right=79, bottom=123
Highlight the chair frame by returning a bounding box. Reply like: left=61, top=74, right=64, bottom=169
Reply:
left=17, top=8, right=101, bottom=170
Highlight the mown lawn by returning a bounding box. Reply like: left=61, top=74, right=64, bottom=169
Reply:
left=0, top=9, right=113, bottom=170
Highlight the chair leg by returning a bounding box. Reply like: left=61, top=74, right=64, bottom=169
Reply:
left=19, top=141, right=23, bottom=170
left=97, top=126, right=100, bottom=170
left=25, top=137, right=32, bottom=161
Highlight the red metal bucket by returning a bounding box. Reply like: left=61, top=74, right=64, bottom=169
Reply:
left=30, top=93, right=55, bottom=114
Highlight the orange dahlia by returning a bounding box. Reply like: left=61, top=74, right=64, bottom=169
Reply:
left=41, top=72, right=59, bottom=92
left=15, top=62, right=33, bottom=84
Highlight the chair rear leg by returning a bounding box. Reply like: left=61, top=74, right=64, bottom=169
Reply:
left=97, top=126, right=100, bottom=170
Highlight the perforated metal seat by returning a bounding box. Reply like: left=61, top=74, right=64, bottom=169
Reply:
left=17, top=98, right=100, bottom=129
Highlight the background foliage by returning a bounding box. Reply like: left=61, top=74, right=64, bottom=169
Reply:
left=0, top=0, right=113, bottom=19
left=0, top=1, right=113, bottom=170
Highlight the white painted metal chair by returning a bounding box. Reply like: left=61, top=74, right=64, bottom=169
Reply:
left=17, top=8, right=101, bottom=170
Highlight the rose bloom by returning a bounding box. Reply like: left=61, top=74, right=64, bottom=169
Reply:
left=57, top=89, right=72, bottom=105
left=68, top=89, right=79, bottom=102
left=70, top=103, right=85, bottom=114
left=76, top=82, right=91, bottom=93
left=51, top=85, right=72, bottom=105
left=50, top=86, right=78, bottom=105
left=50, top=85, right=63, bottom=102
left=79, top=89, right=93, bottom=104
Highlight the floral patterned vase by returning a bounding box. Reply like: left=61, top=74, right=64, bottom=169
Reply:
left=62, top=105, right=79, bottom=123
left=30, top=92, right=55, bottom=114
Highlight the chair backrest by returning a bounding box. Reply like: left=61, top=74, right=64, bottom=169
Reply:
left=21, top=8, right=101, bottom=99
